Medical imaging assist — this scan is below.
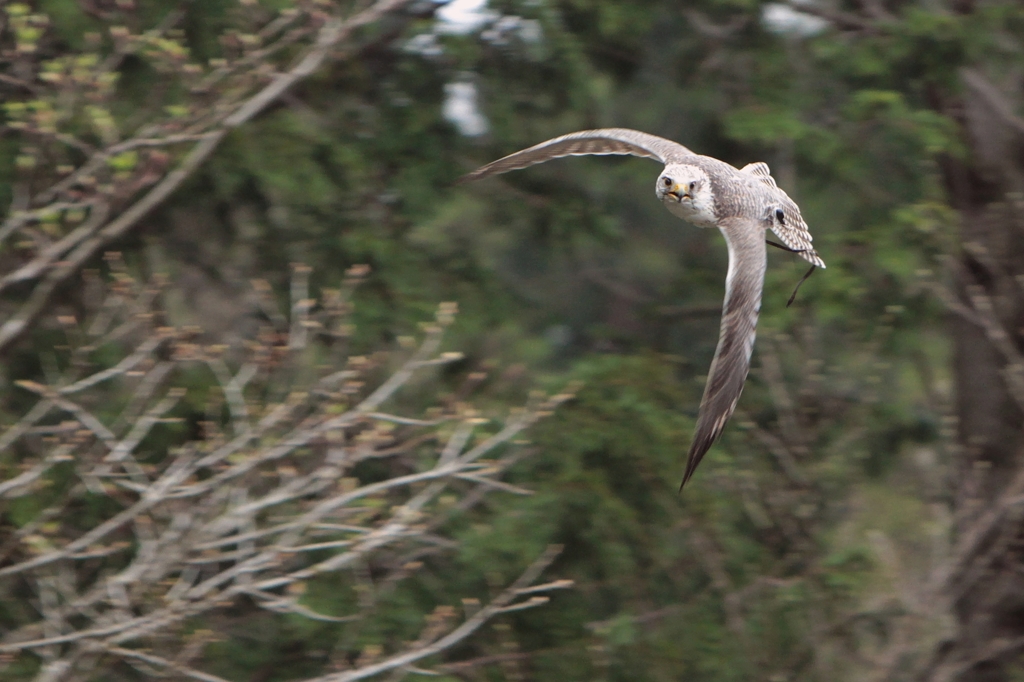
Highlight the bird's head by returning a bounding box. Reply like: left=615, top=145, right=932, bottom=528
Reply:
left=656, top=164, right=716, bottom=227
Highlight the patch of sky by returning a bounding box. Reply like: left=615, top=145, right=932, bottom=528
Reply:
left=761, top=3, right=828, bottom=36
left=406, top=0, right=544, bottom=136
left=443, top=81, right=489, bottom=137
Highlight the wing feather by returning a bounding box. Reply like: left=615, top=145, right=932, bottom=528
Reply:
left=739, top=162, right=825, bottom=269
left=458, top=128, right=693, bottom=184
left=769, top=202, right=825, bottom=268
left=680, top=217, right=767, bottom=488
left=740, top=162, right=778, bottom=189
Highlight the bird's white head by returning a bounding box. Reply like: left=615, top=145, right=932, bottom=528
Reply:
left=656, top=164, right=716, bottom=228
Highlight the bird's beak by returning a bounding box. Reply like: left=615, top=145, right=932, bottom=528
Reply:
left=667, top=184, right=689, bottom=201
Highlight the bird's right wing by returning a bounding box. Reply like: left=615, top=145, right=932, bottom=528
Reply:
left=680, top=216, right=768, bottom=488
left=458, top=128, right=694, bottom=183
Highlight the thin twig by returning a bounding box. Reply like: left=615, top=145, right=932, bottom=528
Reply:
left=308, top=546, right=569, bottom=682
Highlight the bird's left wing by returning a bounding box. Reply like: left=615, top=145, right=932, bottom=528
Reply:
left=681, top=216, right=768, bottom=488
left=458, top=128, right=693, bottom=183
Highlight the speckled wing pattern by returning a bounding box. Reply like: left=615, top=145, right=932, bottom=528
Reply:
left=457, top=129, right=693, bottom=183
left=680, top=216, right=767, bottom=488
left=740, top=162, right=825, bottom=269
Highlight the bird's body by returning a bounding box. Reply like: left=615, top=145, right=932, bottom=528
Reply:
left=460, top=129, right=824, bottom=487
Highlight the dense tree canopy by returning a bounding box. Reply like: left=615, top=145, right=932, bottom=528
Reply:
left=3, top=0, right=1024, bottom=680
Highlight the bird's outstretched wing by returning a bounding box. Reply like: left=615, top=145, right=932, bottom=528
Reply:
left=681, top=216, right=767, bottom=488
left=458, top=128, right=694, bottom=183
left=740, top=162, right=825, bottom=269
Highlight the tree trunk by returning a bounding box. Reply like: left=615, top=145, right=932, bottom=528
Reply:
left=932, top=68, right=1024, bottom=682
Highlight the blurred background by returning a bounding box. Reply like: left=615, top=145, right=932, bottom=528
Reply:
left=1, top=0, right=1023, bottom=680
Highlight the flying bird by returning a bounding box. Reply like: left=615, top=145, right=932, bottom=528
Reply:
left=459, top=128, right=825, bottom=488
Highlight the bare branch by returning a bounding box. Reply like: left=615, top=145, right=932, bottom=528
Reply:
left=961, top=68, right=1024, bottom=140
left=0, top=269, right=572, bottom=681
left=0, top=0, right=418, bottom=354
left=308, top=545, right=570, bottom=682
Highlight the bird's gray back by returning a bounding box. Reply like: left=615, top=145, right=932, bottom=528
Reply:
left=686, top=155, right=773, bottom=220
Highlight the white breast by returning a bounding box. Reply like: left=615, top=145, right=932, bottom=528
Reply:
left=663, top=195, right=718, bottom=228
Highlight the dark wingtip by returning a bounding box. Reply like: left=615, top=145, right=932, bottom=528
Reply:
left=678, top=441, right=707, bottom=492
left=678, top=465, right=699, bottom=492
left=456, top=163, right=503, bottom=186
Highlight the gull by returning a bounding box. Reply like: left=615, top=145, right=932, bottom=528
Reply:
left=459, top=128, right=825, bottom=488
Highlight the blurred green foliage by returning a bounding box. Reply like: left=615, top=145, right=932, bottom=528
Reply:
left=1, top=0, right=1001, bottom=678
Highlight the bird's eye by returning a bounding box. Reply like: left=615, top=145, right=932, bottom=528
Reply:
left=775, top=208, right=785, bottom=224
left=688, top=181, right=697, bottom=192
left=662, top=177, right=672, bottom=187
